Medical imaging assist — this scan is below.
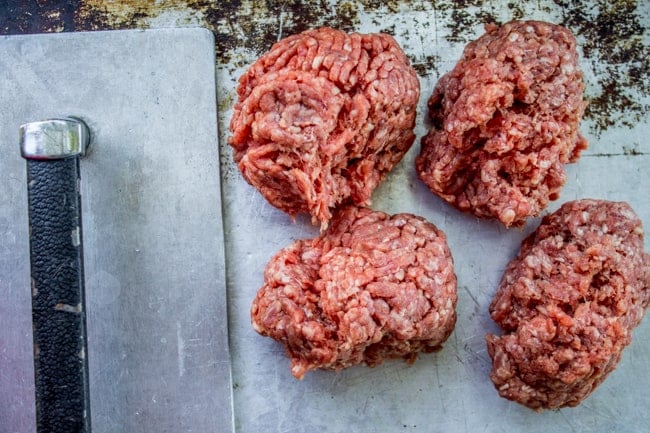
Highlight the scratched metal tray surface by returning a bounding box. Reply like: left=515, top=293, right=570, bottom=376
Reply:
left=214, top=3, right=650, bottom=432
left=3, top=1, right=650, bottom=432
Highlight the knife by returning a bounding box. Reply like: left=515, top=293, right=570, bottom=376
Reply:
left=20, top=117, right=92, bottom=433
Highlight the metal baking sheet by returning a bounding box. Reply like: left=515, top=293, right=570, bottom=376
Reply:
left=214, top=4, right=650, bottom=433
left=1, top=2, right=648, bottom=432
left=0, top=28, right=233, bottom=432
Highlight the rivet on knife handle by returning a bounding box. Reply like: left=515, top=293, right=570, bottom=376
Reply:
left=20, top=117, right=92, bottom=433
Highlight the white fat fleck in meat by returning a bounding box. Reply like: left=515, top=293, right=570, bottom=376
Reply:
left=523, top=255, right=540, bottom=269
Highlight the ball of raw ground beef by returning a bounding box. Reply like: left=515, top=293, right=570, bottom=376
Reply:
left=229, top=27, right=420, bottom=229
left=251, top=206, right=457, bottom=379
left=486, top=199, right=650, bottom=410
left=416, top=20, right=588, bottom=227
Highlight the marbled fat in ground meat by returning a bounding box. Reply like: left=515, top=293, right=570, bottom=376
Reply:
left=229, top=27, right=420, bottom=228
left=486, top=199, right=650, bottom=410
left=416, top=20, right=588, bottom=227
left=251, top=206, right=457, bottom=379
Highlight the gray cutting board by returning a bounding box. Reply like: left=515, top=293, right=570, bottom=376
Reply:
left=0, top=28, right=233, bottom=432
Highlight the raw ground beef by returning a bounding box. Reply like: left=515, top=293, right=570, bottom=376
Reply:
left=251, top=206, right=457, bottom=379
left=416, top=20, right=588, bottom=227
left=486, top=199, right=650, bottom=410
left=229, top=27, right=420, bottom=229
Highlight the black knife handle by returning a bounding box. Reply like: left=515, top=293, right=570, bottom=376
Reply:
left=21, top=118, right=91, bottom=433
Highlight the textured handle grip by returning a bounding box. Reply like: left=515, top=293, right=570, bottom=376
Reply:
left=27, top=157, right=91, bottom=433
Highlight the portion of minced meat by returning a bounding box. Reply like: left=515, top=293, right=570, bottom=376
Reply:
left=251, top=206, right=457, bottom=379
left=229, top=27, right=420, bottom=229
left=486, top=199, right=650, bottom=410
left=416, top=20, right=588, bottom=227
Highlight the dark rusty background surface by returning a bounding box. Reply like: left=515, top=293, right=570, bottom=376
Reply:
left=2, top=2, right=649, bottom=432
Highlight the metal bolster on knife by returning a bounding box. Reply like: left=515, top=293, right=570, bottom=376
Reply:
left=20, top=117, right=92, bottom=433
